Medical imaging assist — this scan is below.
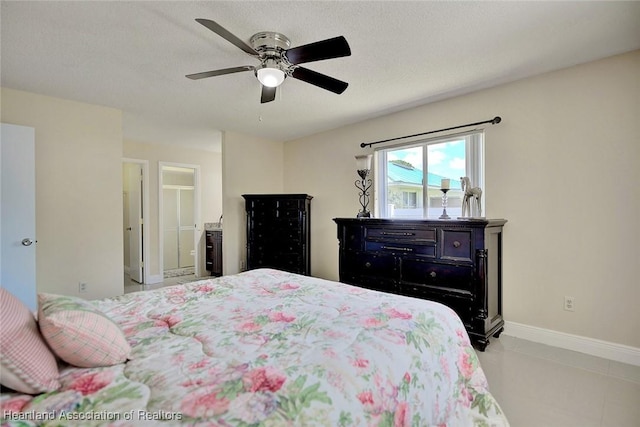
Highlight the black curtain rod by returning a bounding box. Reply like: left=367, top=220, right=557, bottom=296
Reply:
left=360, top=116, right=502, bottom=148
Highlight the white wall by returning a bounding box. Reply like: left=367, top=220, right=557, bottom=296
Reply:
left=123, top=140, right=222, bottom=282
left=222, top=131, right=284, bottom=275
left=3, top=50, right=636, bottom=351
left=0, top=88, right=124, bottom=299
left=281, top=51, right=640, bottom=349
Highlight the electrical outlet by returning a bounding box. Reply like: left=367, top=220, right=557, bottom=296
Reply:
left=564, top=296, right=575, bottom=312
left=79, top=282, right=88, bottom=293
left=240, top=260, right=246, bottom=271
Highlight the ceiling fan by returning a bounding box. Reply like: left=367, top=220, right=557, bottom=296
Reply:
left=186, top=19, right=351, bottom=103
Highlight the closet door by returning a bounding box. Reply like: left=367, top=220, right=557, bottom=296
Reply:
left=163, top=188, right=179, bottom=270
left=1, top=124, right=36, bottom=311
left=178, top=189, right=195, bottom=268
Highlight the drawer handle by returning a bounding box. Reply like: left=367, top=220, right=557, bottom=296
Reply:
left=453, top=241, right=461, bottom=248
left=381, top=231, right=414, bottom=236
left=430, top=271, right=436, bottom=278
left=381, top=245, right=413, bottom=252
left=364, top=262, right=372, bottom=268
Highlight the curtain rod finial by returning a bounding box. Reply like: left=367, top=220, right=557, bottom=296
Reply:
left=360, top=142, right=367, bottom=148
left=492, top=116, right=502, bottom=124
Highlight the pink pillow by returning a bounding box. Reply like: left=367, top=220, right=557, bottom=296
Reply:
left=38, top=293, right=131, bottom=368
left=0, top=288, right=60, bottom=394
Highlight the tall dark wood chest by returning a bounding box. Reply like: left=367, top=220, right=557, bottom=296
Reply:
left=334, top=217, right=506, bottom=350
left=243, top=194, right=312, bottom=275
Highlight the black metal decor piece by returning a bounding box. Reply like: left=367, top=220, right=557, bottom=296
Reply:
left=355, top=168, right=372, bottom=218
left=360, top=116, right=502, bottom=148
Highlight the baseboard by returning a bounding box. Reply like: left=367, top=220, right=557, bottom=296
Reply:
left=503, top=321, right=640, bottom=366
left=147, top=274, right=163, bottom=285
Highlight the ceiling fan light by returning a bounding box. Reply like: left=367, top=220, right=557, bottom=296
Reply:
left=257, top=67, right=285, bottom=88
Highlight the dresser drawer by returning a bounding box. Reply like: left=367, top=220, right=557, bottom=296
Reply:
left=277, top=209, right=303, bottom=220
left=274, top=219, right=303, bottom=239
left=339, top=226, right=363, bottom=251
left=247, top=239, right=305, bottom=259
left=251, top=220, right=300, bottom=240
left=341, top=273, right=397, bottom=294
left=277, top=229, right=302, bottom=242
left=364, top=241, right=436, bottom=258
left=366, top=227, right=436, bottom=242
left=248, top=227, right=273, bottom=241
left=341, top=251, right=397, bottom=280
left=397, top=284, right=473, bottom=326
left=247, top=255, right=269, bottom=269
left=272, top=241, right=303, bottom=253
left=206, top=230, right=222, bottom=244
left=440, top=229, right=473, bottom=262
left=272, top=253, right=303, bottom=272
left=248, top=251, right=303, bottom=274
left=249, top=218, right=274, bottom=234
left=400, top=259, right=474, bottom=292
left=277, top=199, right=303, bottom=210
left=248, top=199, right=278, bottom=218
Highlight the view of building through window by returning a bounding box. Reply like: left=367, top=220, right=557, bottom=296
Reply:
left=376, top=132, right=483, bottom=218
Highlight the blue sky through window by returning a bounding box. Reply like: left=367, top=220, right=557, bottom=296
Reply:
left=387, top=139, right=466, bottom=181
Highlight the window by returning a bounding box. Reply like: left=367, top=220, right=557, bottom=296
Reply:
left=402, top=191, right=417, bottom=208
left=375, top=131, right=484, bottom=218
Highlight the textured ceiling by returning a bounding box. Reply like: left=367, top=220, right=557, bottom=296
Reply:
left=2, top=1, right=639, bottom=152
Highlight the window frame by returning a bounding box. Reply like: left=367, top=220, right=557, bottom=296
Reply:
left=374, top=130, right=484, bottom=219
left=402, top=191, right=418, bottom=208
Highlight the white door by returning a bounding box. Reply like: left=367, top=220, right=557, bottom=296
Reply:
left=1, top=124, right=36, bottom=311
left=123, top=162, right=143, bottom=283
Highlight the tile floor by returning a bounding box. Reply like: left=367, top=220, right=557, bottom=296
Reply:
left=476, top=335, right=640, bottom=427
left=123, top=273, right=197, bottom=294
left=123, top=275, right=639, bottom=426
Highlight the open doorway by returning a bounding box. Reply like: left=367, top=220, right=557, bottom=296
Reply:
left=122, top=159, right=149, bottom=284
left=159, top=163, right=200, bottom=280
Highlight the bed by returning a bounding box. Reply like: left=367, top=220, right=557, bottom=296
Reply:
left=1, top=268, right=508, bottom=426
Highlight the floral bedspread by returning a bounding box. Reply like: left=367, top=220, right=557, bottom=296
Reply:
left=2, top=268, right=508, bottom=426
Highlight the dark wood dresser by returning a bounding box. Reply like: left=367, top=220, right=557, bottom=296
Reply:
left=334, top=218, right=506, bottom=350
left=243, top=194, right=312, bottom=275
left=205, top=229, right=223, bottom=277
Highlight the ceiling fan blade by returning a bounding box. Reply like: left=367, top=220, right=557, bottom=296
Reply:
left=186, top=66, right=254, bottom=80
left=291, top=67, right=348, bottom=94
left=285, top=36, right=351, bottom=65
left=195, top=19, right=259, bottom=57
left=261, top=86, right=276, bottom=104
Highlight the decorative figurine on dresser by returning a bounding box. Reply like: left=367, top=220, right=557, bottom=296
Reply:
left=334, top=217, right=506, bottom=350
left=243, top=194, right=312, bottom=275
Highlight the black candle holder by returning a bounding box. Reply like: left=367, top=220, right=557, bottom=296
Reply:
left=355, top=169, right=372, bottom=218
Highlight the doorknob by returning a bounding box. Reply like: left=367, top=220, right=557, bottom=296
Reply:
left=21, top=238, right=34, bottom=246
